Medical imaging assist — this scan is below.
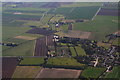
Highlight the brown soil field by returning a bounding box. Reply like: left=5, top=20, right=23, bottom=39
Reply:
left=12, top=66, right=42, bottom=78
left=36, top=68, right=82, bottom=78
left=2, top=57, right=20, bottom=78
left=64, top=30, right=91, bottom=39
left=14, top=36, right=36, bottom=40
left=34, top=35, right=54, bottom=56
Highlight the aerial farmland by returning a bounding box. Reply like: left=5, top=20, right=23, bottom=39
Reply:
left=1, top=2, right=120, bottom=79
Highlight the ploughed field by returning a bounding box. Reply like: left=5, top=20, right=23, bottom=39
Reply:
left=34, top=35, right=54, bottom=56
left=97, top=8, right=119, bottom=16
left=26, top=28, right=57, bottom=35
left=36, top=68, right=82, bottom=78
left=2, top=57, right=20, bottom=78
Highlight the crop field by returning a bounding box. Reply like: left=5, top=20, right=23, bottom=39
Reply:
left=34, top=35, right=54, bottom=56
left=102, top=2, right=118, bottom=9
left=12, top=66, right=42, bottom=78
left=14, top=36, right=36, bottom=40
left=36, top=68, right=82, bottom=78
left=81, top=67, right=106, bottom=78
left=46, top=57, right=85, bottom=69
left=104, top=66, right=120, bottom=78
left=75, top=46, right=86, bottom=56
left=2, top=57, right=20, bottom=78
left=64, top=30, right=91, bottom=39
left=56, top=47, right=70, bottom=56
left=61, top=2, right=102, bottom=7
left=97, top=8, right=119, bottom=16
left=48, top=6, right=100, bottom=20
left=2, top=26, right=31, bottom=41
left=20, top=57, right=44, bottom=65
left=70, top=47, right=77, bottom=57
left=50, top=15, right=64, bottom=22
left=112, top=38, right=120, bottom=46
left=73, top=15, right=118, bottom=41
left=41, top=2, right=61, bottom=8
left=3, top=13, right=41, bottom=21
left=59, top=24, right=69, bottom=31
left=41, top=14, right=54, bottom=24
left=4, top=7, right=49, bottom=13
left=3, top=40, right=35, bottom=56
left=26, top=28, right=56, bottom=35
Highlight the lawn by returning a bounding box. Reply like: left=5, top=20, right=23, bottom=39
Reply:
left=75, top=46, right=86, bottom=56
left=73, top=15, right=118, bottom=41
left=12, top=66, right=42, bottom=78
left=104, top=66, right=120, bottom=78
left=70, top=47, right=76, bottom=57
left=20, top=57, right=44, bottom=65
left=3, top=40, right=35, bottom=56
left=81, top=67, right=106, bottom=78
left=47, top=57, right=85, bottom=67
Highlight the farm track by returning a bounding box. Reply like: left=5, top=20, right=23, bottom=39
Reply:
left=34, top=35, right=54, bottom=56
left=2, top=57, right=20, bottom=78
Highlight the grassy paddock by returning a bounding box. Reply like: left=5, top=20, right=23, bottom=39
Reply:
left=75, top=46, right=86, bottom=56
left=73, top=15, right=118, bottom=41
left=70, top=47, right=76, bottom=57
left=2, top=26, right=31, bottom=41
left=47, top=57, right=85, bottom=67
left=104, top=66, right=120, bottom=78
left=20, top=57, right=44, bottom=65
left=61, top=2, right=102, bottom=7
left=3, top=40, right=35, bottom=56
left=81, top=67, right=106, bottom=78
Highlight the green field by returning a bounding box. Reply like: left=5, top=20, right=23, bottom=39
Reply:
left=61, top=2, right=102, bottom=7
left=112, top=38, right=120, bottom=46
left=70, top=47, right=76, bottom=57
left=48, top=6, right=100, bottom=20
left=41, top=14, right=54, bottom=24
left=50, top=15, right=64, bottom=22
left=74, top=15, right=118, bottom=41
left=81, top=67, right=106, bottom=78
left=60, top=24, right=69, bottom=31
left=20, top=57, right=44, bottom=65
left=2, top=26, right=31, bottom=41
left=3, top=40, right=35, bottom=56
left=47, top=57, right=85, bottom=67
left=4, top=7, right=49, bottom=13
left=104, top=66, right=120, bottom=78
left=12, top=66, right=42, bottom=78
left=75, top=46, right=86, bottom=56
